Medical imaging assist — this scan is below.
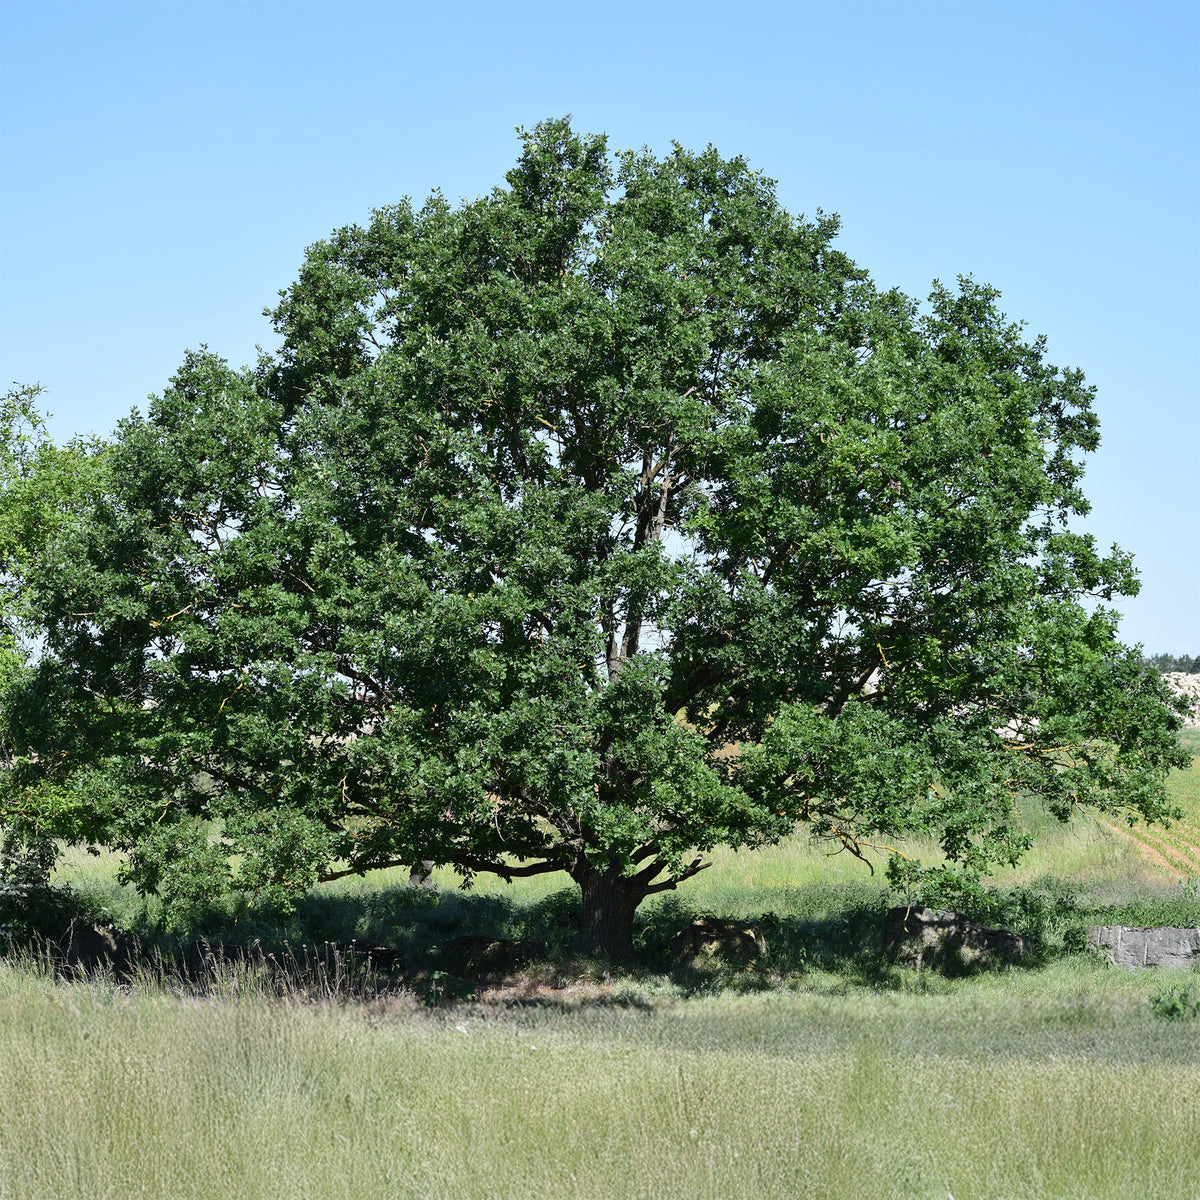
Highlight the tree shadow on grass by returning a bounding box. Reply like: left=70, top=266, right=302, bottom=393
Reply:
left=108, top=880, right=592, bottom=979
left=630, top=884, right=901, bottom=991
left=235, top=881, right=915, bottom=990
left=639, top=882, right=1063, bottom=992
left=16, top=873, right=1073, bottom=1000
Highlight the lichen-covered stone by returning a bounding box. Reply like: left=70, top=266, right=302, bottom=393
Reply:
left=440, top=935, right=539, bottom=974
left=673, top=918, right=767, bottom=964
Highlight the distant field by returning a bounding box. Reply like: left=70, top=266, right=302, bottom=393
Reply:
left=1095, top=755, right=1200, bottom=879
left=1179, top=725, right=1200, bottom=757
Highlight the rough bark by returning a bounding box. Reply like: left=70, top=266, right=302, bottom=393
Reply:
left=574, top=862, right=648, bottom=961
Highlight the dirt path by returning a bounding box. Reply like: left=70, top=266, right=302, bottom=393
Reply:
left=1128, top=824, right=1200, bottom=876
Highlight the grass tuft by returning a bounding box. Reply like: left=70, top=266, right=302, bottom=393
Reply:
left=1149, top=979, right=1200, bottom=1022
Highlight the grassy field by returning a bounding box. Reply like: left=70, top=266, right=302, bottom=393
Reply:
left=1094, top=746, right=1200, bottom=880
left=1, top=957, right=1199, bottom=1200
left=2, top=756, right=1198, bottom=1199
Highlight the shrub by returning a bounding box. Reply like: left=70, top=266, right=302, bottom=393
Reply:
left=0, top=830, right=76, bottom=944
left=1149, top=980, right=1200, bottom=1021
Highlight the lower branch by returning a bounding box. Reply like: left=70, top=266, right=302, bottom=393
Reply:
left=643, top=856, right=711, bottom=895
left=318, top=859, right=409, bottom=883
left=452, top=855, right=569, bottom=882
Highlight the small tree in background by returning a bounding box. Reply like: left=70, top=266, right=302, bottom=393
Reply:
left=7, top=121, right=1189, bottom=957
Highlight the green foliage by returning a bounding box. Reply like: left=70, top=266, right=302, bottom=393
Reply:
left=0, top=829, right=58, bottom=943
left=1085, top=889, right=1200, bottom=930
left=0, top=384, right=108, bottom=632
left=1149, top=980, right=1200, bottom=1021
left=0, top=827, right=98, bottom=947
left=961, top=877, right=1088, bottom=957
left=0, top=386, right=111, bottom=931
left=7, top=121, right=1189, bottom=957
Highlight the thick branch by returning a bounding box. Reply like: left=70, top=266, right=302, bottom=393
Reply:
left=452, top=855, right=569, bottom=882
left=335, top=656, right=386, bottom=701
left=620, top=434, right=676, bottom=666
left=643, top=856, right=711, bottom=894
left=318, top=859, right=409, bottom=883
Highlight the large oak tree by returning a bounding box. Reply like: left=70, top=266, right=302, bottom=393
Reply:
left=10, top=120, right=1189, bottom=956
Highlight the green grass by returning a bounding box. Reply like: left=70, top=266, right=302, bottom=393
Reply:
left=2, top=753, right=1198, bottom=1198
left=1, top=957, right=1198, bottom=1200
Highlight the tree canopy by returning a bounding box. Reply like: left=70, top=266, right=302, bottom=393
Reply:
left=6, top=120, right=1190, bottom=957
left=1, top=384, right=108, bottom=817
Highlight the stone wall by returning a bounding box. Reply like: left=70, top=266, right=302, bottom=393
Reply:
left=1086, top=925, right=1200, bottom=968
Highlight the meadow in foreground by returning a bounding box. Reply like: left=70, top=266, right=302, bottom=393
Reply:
left=1, top=757, right=1198, bottom=1200
left=1, top=954, right=1198, bottom=1200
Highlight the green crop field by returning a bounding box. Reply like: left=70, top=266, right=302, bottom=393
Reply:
left=2, top=756, right=1198, bottom=1200
left=1096, top=752, right=1200, bottom=880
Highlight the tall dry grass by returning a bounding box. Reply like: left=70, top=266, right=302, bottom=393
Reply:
left=3, top=754, right=1197, bottom=1198
left=1, top=958, right=1198, bottom=1200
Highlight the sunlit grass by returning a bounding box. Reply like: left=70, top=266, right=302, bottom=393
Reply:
left=0, top=959, right=1197, bottom=1200
left=1177, top=727, right=1200, bottom=757
left=6, top=753, right=1198, bottom=1199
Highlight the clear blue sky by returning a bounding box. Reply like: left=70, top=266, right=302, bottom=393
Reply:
left=2, top=0, right=1196, bottom=652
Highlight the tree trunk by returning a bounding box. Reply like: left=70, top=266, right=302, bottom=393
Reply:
left=574, top=862, right=648, bottom=961
left=408, top=860, right=435, bottom=888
